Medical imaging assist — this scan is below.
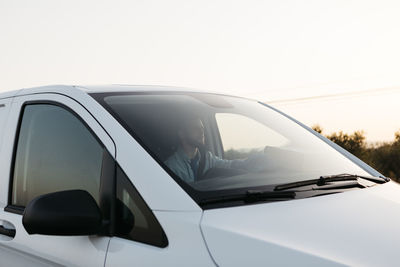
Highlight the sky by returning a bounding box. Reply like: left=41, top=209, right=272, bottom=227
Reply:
left=1, top=0, right=400, bottom=142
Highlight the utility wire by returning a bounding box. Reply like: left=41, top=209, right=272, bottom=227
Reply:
left=246, top=77, right=372, bottom=96
left=265, top=86, right=400, bottom=105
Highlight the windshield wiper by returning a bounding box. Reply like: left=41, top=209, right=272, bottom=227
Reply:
left=199, top=190, right=296, bottom=206
left=274, top=173, right=389, bottom=192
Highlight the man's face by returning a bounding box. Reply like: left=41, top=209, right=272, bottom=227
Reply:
left=182, top=118, right=205, bottom=147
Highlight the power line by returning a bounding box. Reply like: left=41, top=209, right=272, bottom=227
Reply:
left=246, top=78, right=373, bottom=96
left=265, top=86, right=400, bottom=105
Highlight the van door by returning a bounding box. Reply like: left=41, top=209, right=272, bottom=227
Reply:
left=0, top=93, right=115, bottom=267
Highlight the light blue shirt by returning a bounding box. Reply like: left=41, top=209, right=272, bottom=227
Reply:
left=164, top=148, right=246, bottom=183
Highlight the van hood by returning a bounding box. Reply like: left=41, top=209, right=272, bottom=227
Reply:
left=201, top=181, right=400, bottom=267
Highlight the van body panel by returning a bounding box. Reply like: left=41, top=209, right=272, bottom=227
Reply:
left=0, top=98, right=13, bottom=207
left=0, top=89, right=21, bottom=100
left=105, top=211, right=216, bottom=267
left=201, top=182, right=400, bottom=267
left=0, top=98, right=12, bottom=153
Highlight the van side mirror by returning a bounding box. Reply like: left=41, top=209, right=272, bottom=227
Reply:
left=22, top=190, right=102, bottom=236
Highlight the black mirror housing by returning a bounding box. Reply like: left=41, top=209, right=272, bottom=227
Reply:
left=22, top=190, right=102, bottom=236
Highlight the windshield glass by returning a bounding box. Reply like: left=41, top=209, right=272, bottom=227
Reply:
left=92, top=92, right=371, bottom=201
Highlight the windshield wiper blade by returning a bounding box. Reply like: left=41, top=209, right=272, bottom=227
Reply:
left=320, top=173, right=389, bottom=184
left=274, top=173, right=389, bottom=192
left=199, top=190, right=296, bottom=206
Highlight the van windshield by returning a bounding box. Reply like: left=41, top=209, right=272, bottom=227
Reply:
left=91, top=92, right=372, bottom=202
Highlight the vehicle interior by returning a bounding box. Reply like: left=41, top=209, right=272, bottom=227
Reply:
left=108, top=95, right=225, bottom=163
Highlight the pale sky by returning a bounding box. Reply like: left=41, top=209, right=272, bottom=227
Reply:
left=1, top=0, right=400, bottom=142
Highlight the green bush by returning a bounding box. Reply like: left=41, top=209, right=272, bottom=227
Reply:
left=312, top=125, right=400, bottom=181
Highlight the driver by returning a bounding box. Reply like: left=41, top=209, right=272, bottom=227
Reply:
left=164, top=114, right=249, bottom=183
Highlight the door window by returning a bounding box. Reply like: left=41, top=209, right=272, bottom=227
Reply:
left=11, top=104, right=104, bottom=208
left=115, top=165, right=168, bottom=248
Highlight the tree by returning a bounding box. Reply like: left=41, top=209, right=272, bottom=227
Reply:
left=312, top=124, right=323, bottom=134
left=314, top=125, right=400, bottom=181
left=326, top=131, right=366, bottom=158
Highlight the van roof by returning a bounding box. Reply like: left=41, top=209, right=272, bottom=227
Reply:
left=0, top=84, right=222, bottom=100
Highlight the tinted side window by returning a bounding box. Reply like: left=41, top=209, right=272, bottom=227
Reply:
left=115, top=165, right=168, bottom=248
left=11, top=104, right=104, bottom=207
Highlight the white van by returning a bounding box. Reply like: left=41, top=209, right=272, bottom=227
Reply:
left=0, top=85, right=398, bottom=267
